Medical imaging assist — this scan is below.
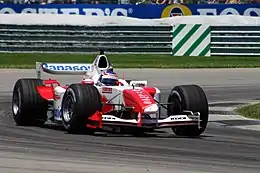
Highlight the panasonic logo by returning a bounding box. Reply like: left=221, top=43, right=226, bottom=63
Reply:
left=42, top=63, right=91, bottom=71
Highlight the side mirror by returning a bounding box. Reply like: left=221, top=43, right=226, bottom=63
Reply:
left=129, top=80, right=147, bottom=87
left=81, top=79, right=94, bottom=85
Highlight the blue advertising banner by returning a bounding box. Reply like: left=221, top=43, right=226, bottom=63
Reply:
left=0, top=4, right=259, bottom=19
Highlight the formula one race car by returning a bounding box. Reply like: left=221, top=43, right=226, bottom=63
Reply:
left=12, top=51, right=209, bottom=137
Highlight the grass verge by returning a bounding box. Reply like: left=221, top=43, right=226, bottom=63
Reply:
left=0, top=53, right=260, bottom=69
left=235, top=103, right=260, bottom=120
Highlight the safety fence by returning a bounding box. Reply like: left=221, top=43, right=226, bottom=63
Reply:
left=210, top=26, right=260, bottom=56
left=0, top=24, right=259, bottom=56
left=0, top=25, right=172, bottom=54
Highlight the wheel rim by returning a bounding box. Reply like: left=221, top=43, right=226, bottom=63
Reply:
left=62, top=95, right=75, bottom=122
left=12, top=88, right=21, bottom=116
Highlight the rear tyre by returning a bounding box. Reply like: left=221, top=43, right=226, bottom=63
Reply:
left=61, top=84, right=101, bottom=134
left=167, top=85, right=209, bottom=137
left=12, top=78, right=48, bottom=126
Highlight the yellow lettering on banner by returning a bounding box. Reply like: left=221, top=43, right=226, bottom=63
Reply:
left=161, top=4, right=192, bottom=18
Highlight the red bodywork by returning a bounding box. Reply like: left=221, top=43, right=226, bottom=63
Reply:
left=36, top=79, right=69, bottom=100
left=36, top=79, right=104, bottom=129
left=37, top=85, right=54, bottom=100
left=87, top=110, right=103, bottom=129
left=142, top=87, right=156, bottom=97
left=36, top=79, right=159, bottom=129
left=36, top=79, right=61, bottom=100
left=101, top=95, right=114, bottom=113
left=123, top=88, right=156, bottom=114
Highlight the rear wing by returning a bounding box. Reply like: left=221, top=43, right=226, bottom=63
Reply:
left=36, top=53, right=113, bottom=79
left=36, top=62, right=92, bottom=79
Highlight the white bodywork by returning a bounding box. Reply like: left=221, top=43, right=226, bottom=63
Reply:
left=53, top=86, right=66, bottom=121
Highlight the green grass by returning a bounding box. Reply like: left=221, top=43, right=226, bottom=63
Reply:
left=235, top=103, right=260, bottom=120
left=0, top=53, right=260, bottom=68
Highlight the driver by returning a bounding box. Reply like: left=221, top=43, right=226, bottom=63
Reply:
left=98, top=69, right=119, bottom=86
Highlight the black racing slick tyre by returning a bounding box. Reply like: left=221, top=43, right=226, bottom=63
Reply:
left=61, top=84, right=101, bottom=134
left=167, top=85, right=209, bottom=137
left=12, top=78, right=48, bottom=126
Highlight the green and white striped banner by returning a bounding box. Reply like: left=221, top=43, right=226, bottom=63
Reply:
left=171, top=24, right=211, bottom=56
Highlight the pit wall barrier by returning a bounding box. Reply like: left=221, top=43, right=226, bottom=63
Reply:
left=0, top=14, right=259, bottom=56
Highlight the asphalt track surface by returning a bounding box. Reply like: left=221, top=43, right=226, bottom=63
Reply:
left=0, top=68, right=260, bottom=173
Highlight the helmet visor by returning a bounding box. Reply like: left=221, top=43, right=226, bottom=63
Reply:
left=101, top=78, right=117, bottom=86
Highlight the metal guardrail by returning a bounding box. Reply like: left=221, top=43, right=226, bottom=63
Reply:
left=1, top=24, right=259, bottom=55
left=0, top=25, right=172, bottom=54
left=211, top=26, right=260, bottom=56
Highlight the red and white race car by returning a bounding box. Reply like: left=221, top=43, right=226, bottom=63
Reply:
left=12, top=52, right=209, bottom=137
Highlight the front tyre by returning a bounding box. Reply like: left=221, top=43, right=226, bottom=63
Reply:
left=61, top=84, right=101, bottom=134
left=167, top=85, right=209, bottom=137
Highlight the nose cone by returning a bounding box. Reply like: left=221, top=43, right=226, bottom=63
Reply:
left=123, top=88, right=156, bottom=113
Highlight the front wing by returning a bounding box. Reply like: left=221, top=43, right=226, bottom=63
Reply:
left=101, top=111, right=201, bottom=129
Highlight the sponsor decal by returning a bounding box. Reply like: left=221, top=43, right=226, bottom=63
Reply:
left=82, top=8, right=132, bottom=16
left=42, top=63, right=91, bottom=71
left=102, top=87, right=112, bottom=94
left=161, top=4, right=192, bottom=18
left=54, top=109, right=61, bottom=120
left=133, top=89, right=152, bottom=105
left=161, top=4, right=260, bottom=17
left=0, top=6, right=133, bottom=16
left=195, top=7, right=260, bottom=16
left=0, top=4, right=260, bottom=18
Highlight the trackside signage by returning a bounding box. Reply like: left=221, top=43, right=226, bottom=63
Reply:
left=0, top=4, right=260, bottom=18
left=42, top=63, right=91, bottom=71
